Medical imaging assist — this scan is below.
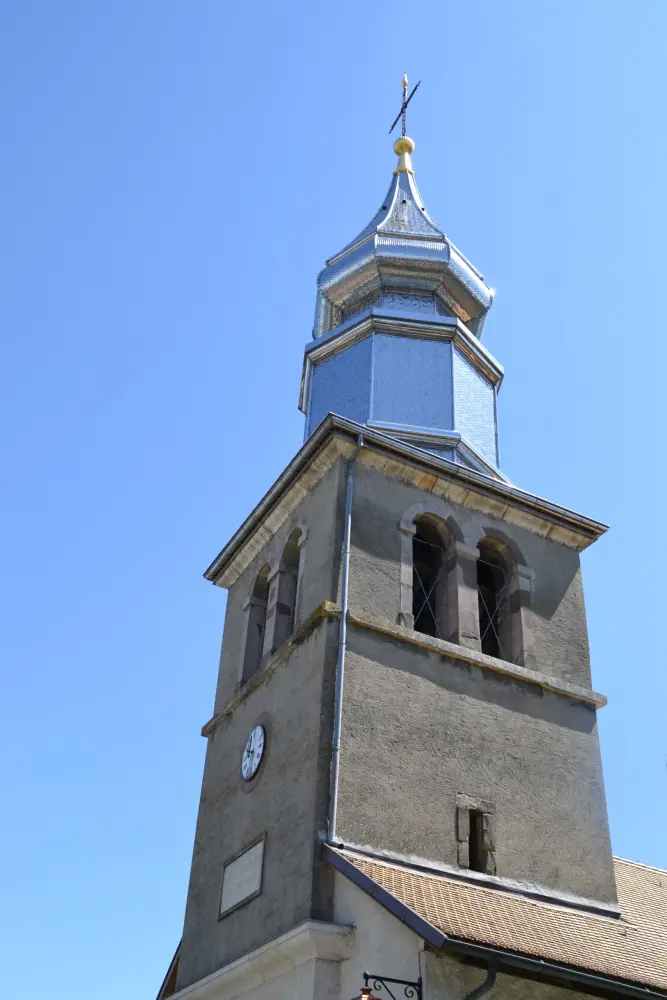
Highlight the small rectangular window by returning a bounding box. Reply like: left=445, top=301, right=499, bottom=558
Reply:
left=468, top=809, right=486, bottom=873
left=456, top=797, right=496, bottom=875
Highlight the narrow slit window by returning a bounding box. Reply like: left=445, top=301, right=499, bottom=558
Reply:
left=468, top=809, right=486, bottom=873
left=457, top=799, right=496, bottom=875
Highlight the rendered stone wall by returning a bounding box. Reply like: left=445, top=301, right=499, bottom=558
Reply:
left=336, top=626, right=616, bottom=904
left=176, top=440, right=616, bottom=992
left=213, top=460, right=345, bottom=714
left=424, top=952, right=602, bottom=1000
left=176, top=622, right=340, bottom=990
left=177, top=463, right=347, bottom=990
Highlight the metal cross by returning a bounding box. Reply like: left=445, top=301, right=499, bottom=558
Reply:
left=389, top=74, right=421, bottom=136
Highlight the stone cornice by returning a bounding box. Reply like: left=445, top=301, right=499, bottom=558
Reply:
left=203, top=432, right=355, bottom=587
left=165, top=920, right=354, bottom=1000
left=346, top=606, right=607, bottom=709
left=204, top=416, right=608, bottom=588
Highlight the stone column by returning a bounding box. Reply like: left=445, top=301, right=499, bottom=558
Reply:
left=263, top=565, right=282, bottom=657
left=292, top=528, right=308, bottom=624
left=398, top=521, right=416, bottom=629
left=240, top=594, right=268, bottom=683
left=450, top=541, right=481, bottom=651
left=508, top=563, right=536, bottom=668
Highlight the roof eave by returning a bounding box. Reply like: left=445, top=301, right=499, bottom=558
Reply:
left=325, top=846, right=667, bottom=1000
left=203, top=415, right=608, bottom=586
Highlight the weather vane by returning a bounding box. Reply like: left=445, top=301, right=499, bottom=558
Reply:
left=388, top=73, right=421, bottom=136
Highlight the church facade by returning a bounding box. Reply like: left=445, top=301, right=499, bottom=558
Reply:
left=156, top=119, right=667, bottom=1000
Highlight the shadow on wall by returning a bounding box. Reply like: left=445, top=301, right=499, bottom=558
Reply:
left=347, top=626, right=597, bottom=735
left=349, top=488, right=583, bottom=628
left=482, top=526, right=581, bottom=623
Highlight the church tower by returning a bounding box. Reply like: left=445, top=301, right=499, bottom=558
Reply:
left=158, top=88, right=667, bottom=1000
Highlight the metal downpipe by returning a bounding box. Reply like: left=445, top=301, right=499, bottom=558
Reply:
left=328, top=434, right=363, bottom=844
left=464, top=959, right=498, bottom=1000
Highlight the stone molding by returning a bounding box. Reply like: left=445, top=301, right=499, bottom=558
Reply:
left=347, top=606, right=607, bottom=708
left=201, top=602, right=339, bottom=738
left=205, top=417, right=608, bottom=589
left=167, top=921, right=354, bottom=1000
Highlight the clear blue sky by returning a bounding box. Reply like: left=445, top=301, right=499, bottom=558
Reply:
left=1, top=2, right=665, bottom=997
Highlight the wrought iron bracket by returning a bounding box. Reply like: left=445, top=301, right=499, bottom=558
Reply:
left=364, top=972, right=422, bottom=1000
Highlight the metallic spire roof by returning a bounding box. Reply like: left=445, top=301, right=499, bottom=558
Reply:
left=313, top=135, right=492, bottom=342
left=305, top=129, right=501, bottom=477
left=328, top=136, right=445, bottom=264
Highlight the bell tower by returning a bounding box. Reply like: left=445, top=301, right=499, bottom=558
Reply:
left=164, top=100, right=618, bottom=1000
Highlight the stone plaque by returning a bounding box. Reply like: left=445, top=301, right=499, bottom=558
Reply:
left=219, top=838, right=264, bottom=917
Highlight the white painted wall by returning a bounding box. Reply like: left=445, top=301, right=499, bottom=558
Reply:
left=334, top=871, right=424, bottom=1000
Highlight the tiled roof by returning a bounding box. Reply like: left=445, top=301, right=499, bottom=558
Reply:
left=334, top=849, right=667, bottom=992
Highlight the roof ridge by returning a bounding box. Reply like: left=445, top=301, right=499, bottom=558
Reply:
left=615, top=855, right=667, bottom=876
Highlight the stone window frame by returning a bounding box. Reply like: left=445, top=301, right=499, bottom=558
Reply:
left=239, top=522, right=309, bottom=688
left=399, top=500, right=479, bottom=647
left=474, top=533, right=536, bottom=669
left=398, top=503, right=536, bottom=668
left=264, top=524, right=308, bottom=656
left=240, top=564, right=272, bottom=685
left=456, top=793, right=496, bottom=875
left=399, top=501, right=459, bottom=637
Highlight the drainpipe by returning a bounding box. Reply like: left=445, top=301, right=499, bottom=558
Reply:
left=328, top=434, right=364, bottom=844
left=464, top=959, right=498, bottom=1000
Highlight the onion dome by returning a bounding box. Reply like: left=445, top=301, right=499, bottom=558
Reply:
left=312, top=136, right=494, bottom=340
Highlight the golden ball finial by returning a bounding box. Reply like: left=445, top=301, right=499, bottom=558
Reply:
left=394, top=136, right=415, bottom=156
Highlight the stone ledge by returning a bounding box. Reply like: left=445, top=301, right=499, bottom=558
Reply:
left=168, top=920, right=354, bottom=1000
left=347, top=607, right=607, bottom=709
left=203, top=601, right=606, bottom=738
left=201, top=602, right=340, bottom=737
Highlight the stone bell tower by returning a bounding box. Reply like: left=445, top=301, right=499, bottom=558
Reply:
left=162, top=114, right=617, bottom=1000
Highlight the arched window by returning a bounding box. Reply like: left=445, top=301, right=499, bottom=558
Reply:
left=476, top=541, right=510, bottom=660
left=412, top=517, right=448, bottom=638
left=242, top=565, right=270, bottom=683
left=271, top=528, right=302, bottom=651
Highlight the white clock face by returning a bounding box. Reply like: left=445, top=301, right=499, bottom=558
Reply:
left=241, top=725, right=265, bottom=781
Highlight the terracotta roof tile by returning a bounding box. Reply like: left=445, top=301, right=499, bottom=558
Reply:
left=336, top=850, right=667, bottom=992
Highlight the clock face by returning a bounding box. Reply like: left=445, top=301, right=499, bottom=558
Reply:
left=241, top=725, right=265, bottom=781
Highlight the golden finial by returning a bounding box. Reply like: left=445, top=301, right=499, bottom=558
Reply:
left=402, top=73, right=408, bottom=90
left=393, top=135, right=415, bottom=175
